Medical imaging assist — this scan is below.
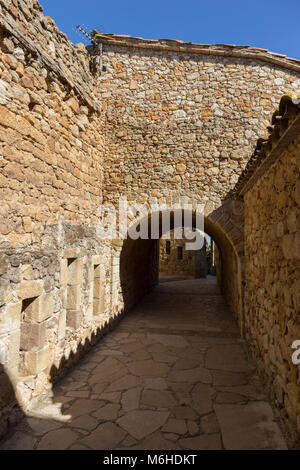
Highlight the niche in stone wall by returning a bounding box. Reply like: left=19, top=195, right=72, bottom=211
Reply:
left=66, top=258, right=83, bottom=330
left=19, top=292, right=53, bottom=377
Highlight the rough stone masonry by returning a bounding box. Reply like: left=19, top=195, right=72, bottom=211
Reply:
left=0, top=0, right=299, bottom=448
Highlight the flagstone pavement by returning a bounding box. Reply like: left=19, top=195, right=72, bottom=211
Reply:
left=0, top=278, right=287, bottom=450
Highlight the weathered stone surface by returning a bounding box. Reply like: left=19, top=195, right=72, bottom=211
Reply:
left=214, top=402, right=288, bottom=450
left=81, top=423, right=126, bottom=450
left=179, top=433, right=222, bottom=450
left=206, top=344, right=250, bottom=372
left=121, top=387, right=142, bottom=412
left=128, top=360, right=169, bottom=377
left=24, top=347, right=51, bottom=375
left=65, top=399, right=104, bottom=419
left=117, top=410, right=169, bottom=439
left=106, top=374, right=141, bottom=392
left=168, top=367, right=212, bottom=383
left=141, top=390, right=176, bottom=408
left=17, top=281, right=43, bottom=300
left=162, top=418, right=187, bottom=434
left=37, top=428, right=78, bottom=450
left=92, top=404, right=120, bottom=420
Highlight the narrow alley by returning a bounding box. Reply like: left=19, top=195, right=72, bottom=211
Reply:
left=0, top=278, right=287, bottom=450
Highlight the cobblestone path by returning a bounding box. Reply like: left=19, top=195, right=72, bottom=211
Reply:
left=0, top=279, right=287, bottom=450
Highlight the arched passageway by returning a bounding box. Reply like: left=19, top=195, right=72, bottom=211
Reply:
left=119, top=210, right=244, bottom=332
left=0, top=209, right=287, bottom=450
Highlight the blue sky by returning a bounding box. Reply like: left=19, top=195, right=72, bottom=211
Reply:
left=40, top=0, right=300, bottom=60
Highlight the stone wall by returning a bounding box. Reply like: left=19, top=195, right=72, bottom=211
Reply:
left=0, top=0, right=116, bottom=436
left=97, top=33, right=300, bottom=210
left=238, top=97, right=300, bottom=447
left=159, top=232, right=197, bottom=277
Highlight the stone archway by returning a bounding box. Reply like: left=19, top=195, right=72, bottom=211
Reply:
left=118, top=199, right=245, bottom=333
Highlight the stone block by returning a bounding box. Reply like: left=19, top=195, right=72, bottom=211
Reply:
left=60, top=258, right=68, bottom=286
left=0, top=254, right=9, bottom=275
left=0, top=302, right=21, bottom=334
left=93, top=280, right=103, bottom=300
left=20, top=321, right=47, bottom=351
left=24, top=346, right=51, bottom=375
left=66, top=285, right=81, bottom=310
left=23, top=293, right=54, bottom=323
left=66, top=309, right=82, bottom=330
left=93, top=297, right=105, bottom=316
left=7, top=329, right=20, bottom=369
left=57, top=310, right=66, bottom=341
left=20, top=264, right=33, bottom=280
left=17, top=281, right=43, bottom=300
left=60, top=285, right=68, bottom=309
left=0, top=279, right=12, bottom=306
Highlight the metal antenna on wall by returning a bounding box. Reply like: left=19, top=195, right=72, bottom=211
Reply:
left=76, top=25, right=103, bottom=77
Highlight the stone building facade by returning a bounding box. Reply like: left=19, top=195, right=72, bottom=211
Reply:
left=159, top=233, right=208, bottom=278
left=0, top=0, right=299, bottom=448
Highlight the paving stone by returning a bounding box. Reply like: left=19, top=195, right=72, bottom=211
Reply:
left=121, top=342, right=144, bottom=353
left=128, top=360, right=169, bottom=377
left=187, top=420, right=198, bottom=435
left=152, top=352, right=178, bottom=363
left=164, top=433, right=179, bottom=441
left=100, top=391, right=122, bottom=403
left=214, top=402, right=288, bottom=450
left=179, top=433, right=222, bottom=450
left=141, top=390, right=177, bottom=408
left=105, top=374, right=141, bottom=392
left=121, top=387, right=142, bottom=412
left=65, top=399, right=104, bottom=418
left=211, top=370, right=250, bottom=386
left=69, top=443, right=89, bottom=450
left=69, top=415, right=99, bottom=431
left=129, top=349, right=151, bottom=360
left=206, top=345, right=250, bottom=372
left=81, top=422, right=126, bottom=450
left=129, top=432, right=180, bottom=450
left=173, top=357, right=200, bottom=370
left=92, top=404, right=120, bottom=420
left=148, top=334, right=189, bottom=348
left=200, top=413, right=220, bottom=434
left=91, top=382, right=109, bottom=394
left=216, top=392, right=247, bottom=404
left=172, top=406, right=198, bottom=420
left=122, top=435, right=138, bottom=447
left=191, top=383, right=214, bottom=415
left=143, top=377, right=168, bottom=390
left=216, top=384, right=265, bottom=400
left=37, top=428, right=79, bottom=450
left=162, top=418, right=187, bottom=434
left=117, top=410, right=169, bottom=439
left=66, top=391, right=90, bottom=398
left=168, top=367, right=212, bottom=384
left=26, top=417, right=64, bottom=436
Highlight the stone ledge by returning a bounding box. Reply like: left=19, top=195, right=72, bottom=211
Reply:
left=93, top=32, right=300, bottom=73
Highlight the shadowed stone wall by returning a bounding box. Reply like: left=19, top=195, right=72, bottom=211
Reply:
left=237, top=97, right=300, bottom=447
